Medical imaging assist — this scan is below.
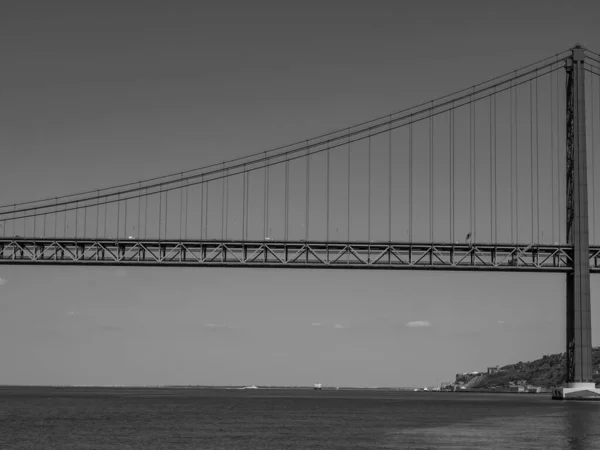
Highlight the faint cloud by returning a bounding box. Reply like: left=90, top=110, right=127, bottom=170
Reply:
left=406, top=320, right=431, bottom=328
left=0, top=278, right=6, bottom=286
left=497, top=320, right=505, bottom=324
left=66, top=311, right=81, bottom=317
left=311, top=322, right=322, bottom=327
left=334, top=324, right=346, bottom=329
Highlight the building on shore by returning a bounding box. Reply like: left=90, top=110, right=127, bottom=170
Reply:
left=487, top=365, right=500, bottom=375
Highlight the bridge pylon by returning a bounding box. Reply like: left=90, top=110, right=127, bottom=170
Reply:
left=552, top=45, right=600, bottom=400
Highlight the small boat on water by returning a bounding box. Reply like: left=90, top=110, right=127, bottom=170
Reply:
left=313, top=383, right=322, bottom=390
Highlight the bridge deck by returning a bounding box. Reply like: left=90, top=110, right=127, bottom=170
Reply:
left=1, top=238, right=599, bottom=272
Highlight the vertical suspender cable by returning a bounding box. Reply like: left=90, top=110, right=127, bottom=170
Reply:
left=551, top=69, right=555, bottom=243
left=265, top=153, right=270, bottom=239
left=347, top=135, right=351, bottom=241
left=306, top=146, right=310, bottom=241
left=225, top=168, right=229, bottom=240
left=104, top=197, right=107, bottom=238
left=515, top=75, right=519, bottom=244
left=116, top=196, right=121, bottom=240
left=429, top=107, right=433, bottom=243
left=185, top=179, right=189, bottom=239
left=389, top=117, right=392, bottom=242
left=267, top=156, right=270, bottom=239
left=494, top=89, right=498, bottom=243
left=592, top=73, right=596, bottom=244
left=245, top=170, right=249, bottom=240
left=530, top=79, right=534, bottom=243
left=124, top=198, right=128, bottom=239
left=158, top=190, right=161, bottom=241
left=450, top=105, right=455, bottom=242
left=590, top=66, right=600, bottom=245
left=144, top=189, right=148, bottom=239
left=597, top=68, right=600, bottom=244
left=242, top=166, right=247, bottom=241
left=138, top=182, right=142, bottom=239
left=536, top=75, right=540, bottom=243
left=222, top=165, right=228, bottom=240
left=489, top=93, right=493, bottom=242
left=368, top=135, right=371, bottom=243
left=96, top=193, right=99, bottom=239
left=180, top=175, right=184, bottom=240
left=473, top=93, right=476, bottom=242
left=510, top=80, right=514, bottom=243
left=242, top=170, right=246, bottom=241
left=557, top=60, right=562, bottom=243
left=75, top=201, right=78, bottom=238
left=284, top=157, right=289, bottom=241
left=164, top=190, right=168, bottom=240
left=409, top=120, right=413, bottom=242
left=263, top=159, right=266, bottom=239
left=470, top=95, right=473, bottom=240
left=200, top=176, right=204, bottom=239
left=205, top=181, right=209, bottom=240
left=326, top=146, right=330, bottom=242
left=222, top=164, right=226, bottom=240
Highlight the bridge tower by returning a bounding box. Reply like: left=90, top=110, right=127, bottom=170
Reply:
left=553, top=45, right=600, bottom=400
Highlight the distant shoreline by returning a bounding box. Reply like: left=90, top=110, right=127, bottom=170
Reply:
left=0, top=385, right=418, bottom=391
left=438, top=389, right=551, bottom=395
left=0, top=385, right=551, bottom=394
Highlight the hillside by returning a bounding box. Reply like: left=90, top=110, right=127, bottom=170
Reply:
left=474, top=347, right=600, bottom=389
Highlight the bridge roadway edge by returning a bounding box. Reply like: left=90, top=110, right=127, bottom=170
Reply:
left=1, top=239, right=598, bottom=272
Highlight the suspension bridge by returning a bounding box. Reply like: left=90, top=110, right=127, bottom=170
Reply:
left=1, top=45, right=599, bottom=399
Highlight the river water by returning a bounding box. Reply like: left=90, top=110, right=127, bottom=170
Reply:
left=1, top=387, right=599, bottom=449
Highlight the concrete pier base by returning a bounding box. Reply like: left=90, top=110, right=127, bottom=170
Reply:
left=552, top=383, right=600, bottom=400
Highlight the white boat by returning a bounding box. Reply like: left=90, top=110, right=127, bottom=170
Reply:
left=313, top=383, right=322, bottom=390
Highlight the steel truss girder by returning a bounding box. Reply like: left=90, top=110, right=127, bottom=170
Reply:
left=0, top=238, right=597, bottom=272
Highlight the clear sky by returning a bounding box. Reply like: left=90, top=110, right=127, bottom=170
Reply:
left=1, top=0, right=600, bottom=388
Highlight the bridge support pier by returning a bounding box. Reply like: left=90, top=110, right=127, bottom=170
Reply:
left=552, top=46, right=600, bottom=401
left=552, top=383, right=599, bottom=400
